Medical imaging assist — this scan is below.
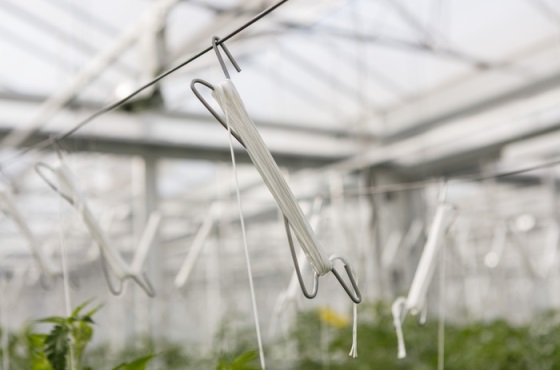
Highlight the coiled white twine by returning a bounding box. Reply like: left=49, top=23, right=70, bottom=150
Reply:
left=212, top=80, right=358, bottom=359
left=212, top=80, right=332, bottom=277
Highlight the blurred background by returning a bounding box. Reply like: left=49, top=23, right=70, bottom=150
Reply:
left=1, top=0, right=560, bottom=368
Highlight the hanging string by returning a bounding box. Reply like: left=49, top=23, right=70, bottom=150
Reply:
left=349, top=290, right=358, bottom=358
left=221, top=84, right=266, bottom=370
left=392, top=297, right=407, bottom=359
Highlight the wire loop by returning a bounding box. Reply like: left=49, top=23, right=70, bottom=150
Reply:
left=191, top=79, right=245, bottom=147
left=212, top=36, right=241, bottom=79
left=284, top=216, right=319, bottom=299
left=329, top=254, right=362, bottom=304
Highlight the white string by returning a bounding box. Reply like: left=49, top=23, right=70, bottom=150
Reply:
left=211, top=80, right=331, bottom=277
left=406, top=203, right=454, bottom=314
left=218, top=82, right=266, bottom=370
left=348, top=301, right=358, bottom=358
left=392, top=297, right=407, bottom=359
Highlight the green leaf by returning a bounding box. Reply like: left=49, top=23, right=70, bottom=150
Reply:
left=83, top=303, right=104, bottom=319
left=44, top=324, right=69, bottom=370
left=232, top=351, right=258, bottom=369
left=72, top=299, right=95, bottom=317
left=111, top=354, right=155, bottom=370
left=215, top=351, right=258, bottom=370
left=37, top=317, right=66, bottom=325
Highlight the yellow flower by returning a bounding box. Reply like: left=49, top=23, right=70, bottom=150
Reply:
left=318, top=307, right=349, bottom=329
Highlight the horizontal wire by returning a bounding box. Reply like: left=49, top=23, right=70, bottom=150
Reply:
left=344, top=156, right=560, bottom=198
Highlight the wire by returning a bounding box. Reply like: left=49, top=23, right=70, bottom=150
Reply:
left=342, top=156, right=560, bottom=198
left=0, top=0, right=291, bottom=169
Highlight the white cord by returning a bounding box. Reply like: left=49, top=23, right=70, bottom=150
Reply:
left=212, top=80, right=331, bottom=277
left=218, top=82, right=266, bottom=370
left=347, top=268, right=359, bottom=358
left=174, top=206, right=217, bottom=288
left=392, top=297, right=407, bottom=359
left=349, top=301, right=358, bottom=358
left=406, top=203, right=454, bottom=314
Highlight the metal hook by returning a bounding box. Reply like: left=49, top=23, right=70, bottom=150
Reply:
left=50, top=136, right=66, bottom=161
left=329, top=254, right=362, bottom=304
left=191, top=79, right=246, bottom=148
left=99, top=254, right=124, bottom=295
left=212, top=36, right=241, bottom=79
left=283, top=216, right=319, bottom=299
left=191, top=36, right=245, bottom=147
left=98, top=239, right=155, bottom=297
left=34, top=162, right=75, bottom=205
left=132, top=272, right=156, bottom=298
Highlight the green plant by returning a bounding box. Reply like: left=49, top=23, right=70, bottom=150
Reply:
left=289, top=302, right=560, bottom=370
left=215, top=350, right=259, bottom=370
left=111, top=354, right=155, bottom=370
left=28, top=300, right=155, bottom=370
left=36, top=300, right=101, bottom=370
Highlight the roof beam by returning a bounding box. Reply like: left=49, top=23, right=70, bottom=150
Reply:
left=0, top=0, right=181, bottom=150
left=0, top=95, right=364, bottom=168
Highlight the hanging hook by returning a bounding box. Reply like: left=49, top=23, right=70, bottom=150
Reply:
left=35, top=162, right=75, bottom=205
left=99, top=254, right=124, bottom=295
left=191, top=80, right=245, bottom=148
left=284, top=216, right=319, bottom=299
left=212, top=36, right=241, bottom=79
left=329, top=254, right=362, bottom=304
left=36, top=160, right=157, bottom=298
left=191, top=36, right=245, bottom=147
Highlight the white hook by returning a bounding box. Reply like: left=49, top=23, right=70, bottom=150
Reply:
left=406, top=203, right=456, bottom=315
left=174, top=204, right=218, bottom=289
left=35, top=161, right=158, bottom=297
left=392, top=202, right=456, bottom=359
